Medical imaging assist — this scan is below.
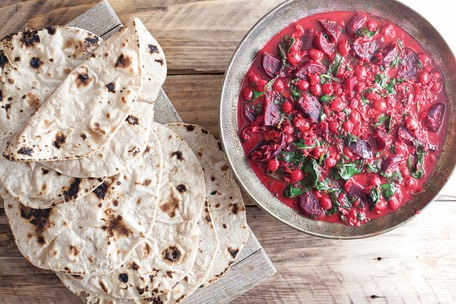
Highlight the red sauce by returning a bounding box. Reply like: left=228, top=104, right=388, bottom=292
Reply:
left=238, top=11, right=448, bottom=226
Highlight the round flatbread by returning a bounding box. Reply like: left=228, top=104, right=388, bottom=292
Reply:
left=167, top=123, right=250, bottom=286
left=43, top=101, right=155, bottom=178
left=59, top=201, right=219, bottom=304
left=3, top=132, right=163, bottom=275
left=4, top=18, right=165, bottom=162
left=0, top=26, right=104, bottom=208
left=58, top=123, right=206, bottom=300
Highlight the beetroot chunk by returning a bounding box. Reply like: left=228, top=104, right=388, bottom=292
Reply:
left=262, top=52, right=282, bottom=77
left=424, top=103, right=445, bottom=132
left=348, top=140, right=373, bottom=159
left=302, top=28, right=318, bottom=50
left=263, top=93, right=280, bottom=126
left=352, top=37, right=383, bottom=61
left=396, top=126, right=415, bottom=145
left=298, top=191, right=325, bottom=218
left=373, top=41, right=399, bottom=66
left=382, top=155, right=405, bottom=175
left=374, top=130, right=391, bottom=151
left=318, top=19, right=342, bottom=42
left=346, top=179, right=371, bottom=204
left=249, top=135, right=286, bottom=163
left=398, top=48, right=420, bottom=79
left=297, top=95, right=321, bottom=123
left=294, top=61, right=326, bottom=79
left=314, top=32, right=335, bottom=55
left=346, top=13, right=367, bottom=38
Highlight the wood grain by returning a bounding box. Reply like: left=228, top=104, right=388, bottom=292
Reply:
left=0, top=0, right=284, bottom=74
left=2, top=202, right=456, bottom=303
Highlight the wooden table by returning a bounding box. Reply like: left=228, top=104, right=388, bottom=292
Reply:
left=0, top=0, right=455, bottom=303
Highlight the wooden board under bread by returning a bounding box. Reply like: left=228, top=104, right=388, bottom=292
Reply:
left=0, top=1, right=276, bottom=303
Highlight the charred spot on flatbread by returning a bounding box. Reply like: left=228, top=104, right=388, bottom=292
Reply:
left=20, top=29, right=40, bottom=47
left=76, top=73, right=91, bottom=87
left=17, top=146, right=33, bottom=156
left=84, top=35, right=99, bottom=46
left=160, top=192, right=180, bottom=218
left=101, top=211, right=132, bottom=238
left=63, top=178, right=81, bottom=202
left=130, top=262, right=140, bottom=270
left=93, top=182, right=108, bottom=200
left=155, top=58, right=164, bottom=66
left=162, top=246, right=183, bottom=264
left=2, top=103, right=11, bottom=113
left=126, top=115, right=139, bottom=125
left=53, top=132, right=66, bottom=149
left=0, top=89, right=3, bottom=101
left=106, top=82, right=116, bottom=93
left=0, top=51, right=8, bottom=68
left=115, top=54, right=132, bottom=68
left=227, top=247, right=239, bottom=258
left=171, top=151, right=183, bottom=161
left=148, top=44, right=159, bottom=54
left=229, top=203, right=245, bottom=215
left=69, top=245, right=80, bottom=256
left=80, top=133, right=87, bottom=140
left=26, top=93, right=40, bottom=109
left=44, top=26, right=56, bottom=35
left=19, top=205, right=52, bottom=245
left=119, top=273, right=129, bottom=283
left=185, top=124, right=195, bottom=131
left=41, top=168, right=49, bottom=175
left=176, top=184, right=187, bottom=193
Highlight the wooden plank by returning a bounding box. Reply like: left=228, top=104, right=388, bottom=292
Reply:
left=67, top=0, right=121, bottom=39
left=0, top=0, right=285, bottom=74
left=237, top=203, right=456, bottom=303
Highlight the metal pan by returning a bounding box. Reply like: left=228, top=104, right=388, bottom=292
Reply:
left=220, top=0, right=456, bottom=238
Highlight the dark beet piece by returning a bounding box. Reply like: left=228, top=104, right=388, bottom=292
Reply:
left=396, top=126, right=415, bottom=146
left=352, top=37, right=383, bottom=61
left=297, top=95, right=321, bottom=123
left=346, top=179, right=371, bottom=204
left=298, top=191, right=325, bottom=218
left=398, top=48, right=420, bottom=79
left=294, top=61, right=326, bottom=79
left=424, top=103, right=445, bottom=132
left=314, top=32, right=335, bottom=55
left=345, top=77, right=358, bottom=98
left=374, top=130, right=391, bottom=151
left=262, top=52, right=282, bottom=77
left=248, top=135, right=286, bottom=163
left=318, top=19, right=342, bottom=42
left=373, top=41, right=398, bottom=66
left=263, top=94, right=280, bottom=126
left=346, top=13, right=367, bottom=38
left=244, top=103, right=260, bottom=122
left=302, top=28, right=317, bottom=50
left=348, top=140, right=373, bottom=159
left=382, top=155, right=405, bottom=175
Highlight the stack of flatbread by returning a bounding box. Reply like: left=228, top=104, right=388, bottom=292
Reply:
left=0, top=18, right=249, bottom=303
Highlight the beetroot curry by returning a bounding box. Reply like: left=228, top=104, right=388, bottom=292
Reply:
left=238, top=11, right=448, bottom=226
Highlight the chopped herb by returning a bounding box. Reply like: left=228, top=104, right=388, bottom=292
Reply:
left=279, top=150, right=306, bottom=164
left=335, top=160, right=364, bottom=180
left=380, top=183, right=396, bottom=199
left=284, top=184, right=304, bottom=198
left=390, top=56, right=402, bottom=67
left=303, top=158, right=321, bottom=186
left=366, top=159, right=382, bottom=173
left=396, top=38, right=404, bottom=51
left=290, top=84, right=301, bottom=101
left=407, top=143, right=426, bottom=179
left=327, top=53, right=343, bottom=76
left=373, top=114, right=389, bottom=127
left=252, top=90, right=264, bottom=100
left=356, top=27, right=379, bottom=38
left=370, top=186, right=381, bottom=207
left=320, top=94, right=335, bottom=102
left=294, top=139, right=316, bottom=150
left=320, top=73, right=341, bottom=84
